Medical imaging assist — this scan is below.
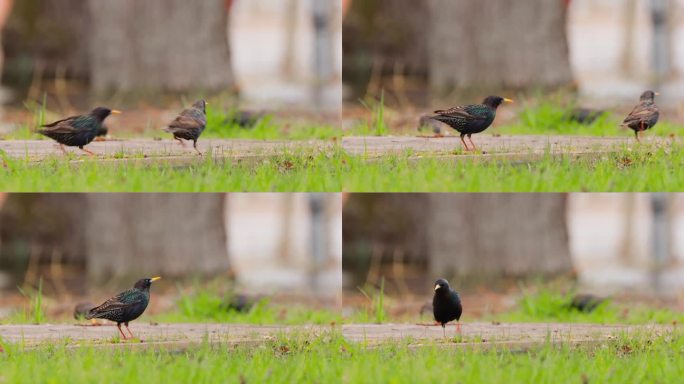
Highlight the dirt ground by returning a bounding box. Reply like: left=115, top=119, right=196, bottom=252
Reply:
left=0, top=322, right=674, bottom=351
left=0, top=135, right=673, bottom=164
left=341, top=135, right=674, bottom=158
left=0, top=138, right=329, bottom=163
left=342, top=322, right=674, bottom=350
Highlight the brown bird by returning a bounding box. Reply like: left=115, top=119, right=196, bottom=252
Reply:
left=164, top=100, right=208, bottom=155
left=621, top=91, right=660, bottom=142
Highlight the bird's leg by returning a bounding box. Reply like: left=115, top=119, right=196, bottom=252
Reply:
left=442, top=324, right=446, bottom=339
left=124, top=322, right=135, bottom=339
left=193, top=140, right=203, bottom=156
left=459, top=134, right=471, bottom=152
left=175, top=138, right=186, bottom=147
left=467, top=134, right=478, bottom=151
left=59, top=144, right=68, bottom=155
left=80, top=147, right=96, bottom=156
left=455, top=322, right=462, bottom=334
left=116, top=323, right=127, bottom=340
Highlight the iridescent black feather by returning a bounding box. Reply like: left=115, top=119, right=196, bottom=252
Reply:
left=39, top=107, right=116, bottom=149
left=432, top=278, right=462, bottom=331
left=430, top=96, right=511, bottom=151
left=86, top=278, right=157, bottom=327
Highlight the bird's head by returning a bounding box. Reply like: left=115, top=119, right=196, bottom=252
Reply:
left=482, top=96, right=513, bottom=109
left=192, top=100, right=207, bottom=113
left=133, top=276, right=162, bottom=291
left=640, top=90, right=658, bottom=103
left=434, top=278, right=451, bottom=293
left=90, top=107, right=121, bottom=122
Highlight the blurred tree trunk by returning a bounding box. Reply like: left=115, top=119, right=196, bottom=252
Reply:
left=84, top=194, right=230, bottom=282
left=427, top=194, right=572, bottom=280
left=87, top=0, right=234, bottom=92
left=427, top=0, right=573, bottom=96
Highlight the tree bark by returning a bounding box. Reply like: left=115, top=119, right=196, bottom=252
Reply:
left=427, top=0, right=573, bottom=96
left=84, top=194, right=229, bottom=282
left=87, top=0, right=234, bottom=92
left=427, top=194, right=572, bottom=279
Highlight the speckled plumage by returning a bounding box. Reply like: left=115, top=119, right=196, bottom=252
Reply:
left=86, top=277, right=160, bottom=339
left=621, top=90, right=660, bottom=142
left=38, top=107, right=119, bottom=155
left=432, top=278, right=462, bottom=337
left=431, top=96, right=512, bottom=151
left=164, top=100, right=207, bottom=155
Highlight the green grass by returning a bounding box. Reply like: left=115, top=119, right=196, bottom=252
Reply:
left=0, top=148, right=342, bottom=192
left=1, top=332, right=683, bottom=383
left=496, top=98, right=679, bottom=137
left=346, top=95, right=680, bottom=138
left=490, top=288, right=684, bottom=325
left=4, top=143, right=682, bottom=192
left=355, top=280, right=388, bottom=323
left=0, top=103, right=340, bottom=141
left=152, top=288, right=341, bottom=325
left=10, top=280, right=46, bottom=324
left=342, top=145, right=684, bottom=192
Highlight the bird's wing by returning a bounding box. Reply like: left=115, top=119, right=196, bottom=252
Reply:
left=433, top=105, right=486, bottom=121
left=88, top=290, right=144, bottom=317
left=167, top=109, right=205, bottom=131
left=39, top=116, right=82, bottom=133
left=623, top=104, right=657, bottom=124
left=41, top=115, right=78, bottom=128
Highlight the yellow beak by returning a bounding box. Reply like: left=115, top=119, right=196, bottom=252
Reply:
left=434, top=284, right=440, bottom=291
left=111, top=110, right=122, bottom=115
left=150, top=276, right=162, bottom=282
left=503, top=98, right=514, bottom=103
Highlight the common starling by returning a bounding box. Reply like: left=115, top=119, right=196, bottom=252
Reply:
left=164, top=100, right=207, bottom=155
left=73, top=302, right=96, bottom=320
left=565, top=108, right=607, bottom=125
left=432, top=278, right=463, bottom=337
left=224, top=110, right=265, bottom=128
left=569, top=293, right=606, bottom=313
left=621, top=90, right=660, bottom=142
left=418, top=115, right=445, bottom=137
left=38, top=107, right=121, bottom=155
left=430, top=96, right=513, bottom=151
left=222, top=293, right=262, bottom=313
left=86, top=277, right=161, bottom=340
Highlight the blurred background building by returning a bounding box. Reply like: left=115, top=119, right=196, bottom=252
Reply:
left=343, top=0, right=684, bottom=108
left=0, top=193, right=342, bottom=299
left=343, top=193, right=684, bottom=298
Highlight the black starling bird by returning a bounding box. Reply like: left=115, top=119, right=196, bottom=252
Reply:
left=73, top=302, right=96, bottom=320
left=164, top=100, right=208, bottom=155
left=224, top=110, right=265, bottom=129
left=430, top=96, right=513, bottom=151
left=38, top=107, right=121, bottom=155
left=432, top=278, right=463, bottom=337
left=569, top=293, right=606, bottom=313
left=621, top=90, right=660, bottom=142
left=86, top=277, right=161, bottom=340
left=565, top=108, right=607, bottom=125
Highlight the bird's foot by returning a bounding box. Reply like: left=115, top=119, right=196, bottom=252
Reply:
left=81, top=148, right=96, bottom=156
